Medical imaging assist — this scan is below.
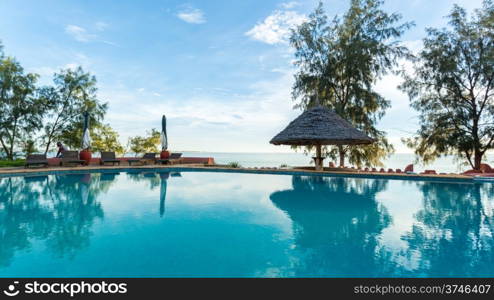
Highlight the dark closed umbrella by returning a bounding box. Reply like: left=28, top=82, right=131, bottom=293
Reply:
left=161, top=115, right=168, bottom=151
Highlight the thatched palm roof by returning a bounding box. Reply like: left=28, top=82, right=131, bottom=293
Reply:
left=270, top=105, right=373, bottom=146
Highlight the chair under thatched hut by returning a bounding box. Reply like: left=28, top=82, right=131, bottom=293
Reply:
left=270, top=105, right=373, bottom=171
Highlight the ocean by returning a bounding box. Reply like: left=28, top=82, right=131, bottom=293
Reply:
left=180, top=152, right=494, bottom=174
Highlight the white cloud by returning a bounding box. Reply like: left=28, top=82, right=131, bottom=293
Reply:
left=65, top=24, right=116, bottom=46
left=64, top=63, right=79, bottom=70
left=402, top=40, right=423, bottom=55
left=177, top=7, right=206, bottom=24
left=29, top=66, right=57, bottom=77
left=101, top=69, right=300, bottom=152
left=95, top=21, right=108, bottom=31
left=65, top=25, right=96, bottom=42
left=279, top=1, right=299, bottom=9
left=246, top=10, right=306, bottom=45
left=27, top=52, right=92, bottom=85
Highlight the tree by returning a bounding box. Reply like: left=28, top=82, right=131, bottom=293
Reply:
left=290, top=0, right=413, bottom=167
left=19, top=136, right=39, bottom=157
left=40, top=67, right=107, bottom=153
left=0, top=56, right=44, bottom=160
left=400, top=0, right=494, bottom=171
left=91, top=124, right=125, bottom=155
left=128, top=129, right=161, bottom=156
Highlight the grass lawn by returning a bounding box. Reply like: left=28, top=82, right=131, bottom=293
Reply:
left=0, top=159, right=25, bottom=168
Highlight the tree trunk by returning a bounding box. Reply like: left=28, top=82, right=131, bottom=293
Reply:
left=8, top=121, right=18, bottom=161
left=338, top=145, right=345, bottom=167
left=474, top=149, right=482, bottom=171
left=472, top=112, right=482, bottom=171
left=0, top=137, right=10, bottom=160
left=44, top=142, right=51, bottom=155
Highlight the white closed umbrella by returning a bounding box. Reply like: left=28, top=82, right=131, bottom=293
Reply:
left=82, top=111, right=91, bottom=150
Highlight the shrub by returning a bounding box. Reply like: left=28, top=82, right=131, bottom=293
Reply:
left=227, top=162, right=241, bottom=168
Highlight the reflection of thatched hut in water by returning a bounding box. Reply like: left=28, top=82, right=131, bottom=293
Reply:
left=269, top=175, right=392, bottom=276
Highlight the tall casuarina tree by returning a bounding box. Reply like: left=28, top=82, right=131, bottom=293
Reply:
left=290, top=0, right=413, bottom=167
left=400, top=0, right=494, bottom=171
left=40, top=67, right=107, bottom=153
left=0, top=53, right=44, bottom=160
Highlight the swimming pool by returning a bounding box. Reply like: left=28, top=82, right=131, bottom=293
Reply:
left=0, top=169, right=492, bottom=277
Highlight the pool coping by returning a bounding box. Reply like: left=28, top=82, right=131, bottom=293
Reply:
left=0, top=164, right=477, bottom=183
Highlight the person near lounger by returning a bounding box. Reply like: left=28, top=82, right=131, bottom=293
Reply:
left=56, top=142, right=68, bottom=158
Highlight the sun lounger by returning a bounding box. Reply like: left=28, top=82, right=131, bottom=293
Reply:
left=100, top=152, right=121, bottom=166
left=127, top=153, right=157, bottom=166
left=421, top=170, right=437, bottom=175
left=60, top=151, right=86, bottom=166
left=156, top=153, right=183, bottom=165
left=25, top=154, right=49, bottom=168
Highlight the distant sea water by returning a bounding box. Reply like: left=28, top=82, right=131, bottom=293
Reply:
left=181, top=152, right=494, bottom=174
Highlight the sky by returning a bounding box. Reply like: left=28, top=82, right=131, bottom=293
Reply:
left=0, top=0, right=486, bottom=153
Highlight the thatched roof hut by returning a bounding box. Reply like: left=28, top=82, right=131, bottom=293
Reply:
left=270, top=105, right=373, bottom=170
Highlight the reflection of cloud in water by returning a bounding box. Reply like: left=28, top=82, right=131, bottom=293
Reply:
left=102, top=172, right=292, bottom=231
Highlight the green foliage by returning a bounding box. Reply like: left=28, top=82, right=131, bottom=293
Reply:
left=290, top=0, right=412, bottom=167
left=400, top=0, right=494, bottom=170
left=227, top=161, right=241, bottom=168
left=128, top=129, right=161, bottom=156
left=19, top=138, right=38, bottom=157
left=0, top=41, right=119, bottom=159
left=91, top=124, right=125, bottom=155
left=0, top=55, right=45, bottom=160
left=0, top=159, right=25, bottom=168
left=40, top=67, right=108, bottom=153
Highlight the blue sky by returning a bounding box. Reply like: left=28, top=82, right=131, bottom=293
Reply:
left=0, top=0, right=485, bottom=153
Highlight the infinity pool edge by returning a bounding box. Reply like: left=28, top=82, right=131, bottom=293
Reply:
left=0, top=164, right=475, bottom=183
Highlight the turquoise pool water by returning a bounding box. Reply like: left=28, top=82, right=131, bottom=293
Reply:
left=0, top=170, right=493, bottom=277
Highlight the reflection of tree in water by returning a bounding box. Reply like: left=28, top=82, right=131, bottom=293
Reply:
left=0, top=173, right=116, bottom=267
left=270, top=175, right=393, bottom=276
left=127, top=171, right=161, bottom=190
left=0, top=176, right=54, bottom=267
left=401, top=181, right=494, bottom=277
